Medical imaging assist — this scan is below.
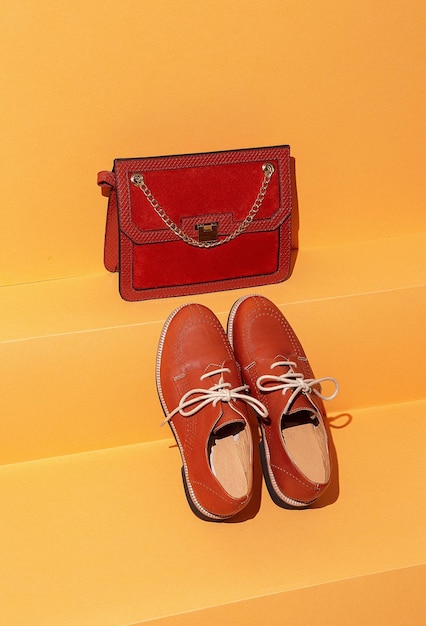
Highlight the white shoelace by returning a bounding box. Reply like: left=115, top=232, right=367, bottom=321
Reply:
left=257, top=360, right=339, bottom=416
left=162, top=367, right=268, bottom=426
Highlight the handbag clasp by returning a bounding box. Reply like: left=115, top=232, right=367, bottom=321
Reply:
left=196, top=222, right=219, bottom=243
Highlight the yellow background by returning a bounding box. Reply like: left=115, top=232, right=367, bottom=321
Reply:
left=1, top=0, right=425, bottom=286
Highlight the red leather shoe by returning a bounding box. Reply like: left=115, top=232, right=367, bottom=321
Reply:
left=228, top=295, right=339, bottom=508
left=156, top=303, right=267, bottom=521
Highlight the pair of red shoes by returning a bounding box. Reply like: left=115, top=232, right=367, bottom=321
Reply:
left=156, top=295, right=339, bottom=521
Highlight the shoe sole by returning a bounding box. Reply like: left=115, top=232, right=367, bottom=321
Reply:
left=228, top=295, right=318, bottom=510
left=156, top=303, right=238, bottom=522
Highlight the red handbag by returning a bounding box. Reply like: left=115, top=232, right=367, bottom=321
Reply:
left=97, top=145, right=293, bottom=301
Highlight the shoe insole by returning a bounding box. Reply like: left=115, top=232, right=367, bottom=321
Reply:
left=210, top=429, right=251, bottom=498
left=282, top=423, right=328, bottom=484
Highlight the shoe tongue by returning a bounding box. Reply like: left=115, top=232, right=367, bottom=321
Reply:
left=213, top=406, right=247, bottom=435
left=206, top=359, right=247, bottom=435
left=255, top=356, right=318, bottom=419
left=284, top=391, right=317, bottom=418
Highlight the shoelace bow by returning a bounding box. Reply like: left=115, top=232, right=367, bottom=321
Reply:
left=162, top=367, right=268, bottom=426
left=257, top=360, right=339, bottom=416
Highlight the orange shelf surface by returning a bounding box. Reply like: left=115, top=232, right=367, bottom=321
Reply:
left=0, top=401, right=424, bottom=625
left=1, top=233, right=425, bottom=465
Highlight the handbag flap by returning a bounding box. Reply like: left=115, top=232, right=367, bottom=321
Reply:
left=113, top=146, right=291, bottom=246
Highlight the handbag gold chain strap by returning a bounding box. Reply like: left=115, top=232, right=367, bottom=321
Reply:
left=130, top=162, right=275, bottom=248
